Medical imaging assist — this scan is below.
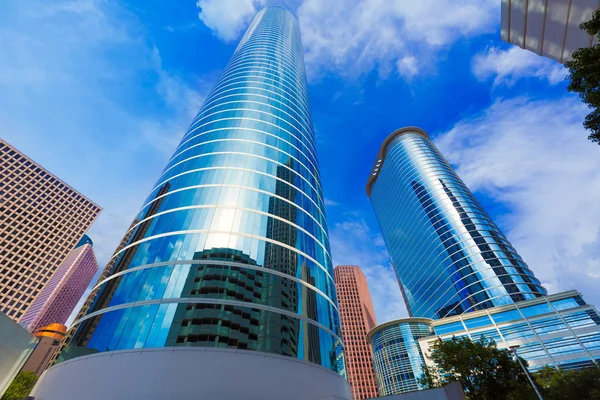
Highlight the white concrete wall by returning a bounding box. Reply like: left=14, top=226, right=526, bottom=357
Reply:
left=0, top=312, right=37, bottom=397
left=30, top=347, right=351, bottom=400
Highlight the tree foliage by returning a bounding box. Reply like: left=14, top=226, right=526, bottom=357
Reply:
left=1, top=371, right=38, bottom=400
left=418, top=336, right=536, bottom=400
left=565, top=9, right=600, bottom=144
left=535, top=365, right=600, bottom=400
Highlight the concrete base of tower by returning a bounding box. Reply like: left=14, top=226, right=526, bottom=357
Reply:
left=29, top=347, right=351, bottom=400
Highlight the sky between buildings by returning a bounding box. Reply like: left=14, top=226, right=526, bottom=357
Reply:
left=2, top=0, right=599, bottom=324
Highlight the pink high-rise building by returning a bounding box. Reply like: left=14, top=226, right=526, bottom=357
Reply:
left=334, top=265, right=379, bottom=400
left=20, top=236, right=99, bottom=332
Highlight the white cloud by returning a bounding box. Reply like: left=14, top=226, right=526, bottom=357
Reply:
left=0, top=0, right=208, bottom=267
left=472, top=46, right=567, bottom=86
left=196, top=0, right=265, bottom=42
left=397, top=55, right=418, bottom=79
left=329, top=216, right=407, bottom=324
left=435, top=96, right=600, bottom=307
left=194, top=0, right=497, bottom=80
left=297, top=0, right=497, bottom=79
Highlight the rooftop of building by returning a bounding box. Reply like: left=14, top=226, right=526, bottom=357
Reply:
left=0, top=138, right=102, bottom=211
left=33, top=323, right=67, bottom=340
left=366, top=127, right=430, bottom=197
left=366, top=317, right=433, bottom=343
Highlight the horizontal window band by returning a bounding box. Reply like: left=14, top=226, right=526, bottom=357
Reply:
left=124, top=204, right=332, bottom=260
left=200, top=83, right=312, bottom=128
left=239, top=35, right=298, bottom=54
left=106, top=229, right=335, bottom=286
left=173, top=125, right=318, bottom=178
left=192, top=89, right=312, bottom=133
left=136, top=181, right=328, bottom=240
left=71, top=297, right=342, bottom=344
left=164, top=138, right=320, bottom=192
left=181, top=108, right=317, bottom=163
left=199, top=90, right=313, bottom=135
left=209, top=74, right=310, bottom=117
left=162, top=137, right=321, bottom=194
left=181, top=113, right=317, bottom=166
left=189, top=106, right=314, bottom=153
left=219, top=57, right=307, bottom=95
left=202, top=78, right=314, bottom=145
left=90, top=258, right=338, bottom=312
left=215, top=65, right=309, bottom=108
left=148, top=157, right=326, bottom=219
left=227, top=46, right=306, bottom=86
left=195, top=98, right=312, bottom=140
left=236, top=36, right=301, bottom=61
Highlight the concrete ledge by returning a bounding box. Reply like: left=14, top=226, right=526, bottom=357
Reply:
left=30, top=347, right=351, bottom=400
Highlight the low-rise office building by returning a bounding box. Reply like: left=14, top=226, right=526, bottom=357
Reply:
left=22, top=324, right=67, bottom=376
left=367, top=291, right=600, bottom=395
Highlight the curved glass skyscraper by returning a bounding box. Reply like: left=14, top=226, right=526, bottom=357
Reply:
left=33, top=7, right=350, bottom=400
left=367, top=318, right=432, bottom=395
left=367, top=127, right=546, bottom=320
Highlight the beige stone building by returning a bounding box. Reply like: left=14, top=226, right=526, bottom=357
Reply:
left=0, top=139, right=101, bottom=323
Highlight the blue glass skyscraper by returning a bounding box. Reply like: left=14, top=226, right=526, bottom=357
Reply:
left=32, top=7, right=350, bottom=400
left=367, top=127, right=546, bottom=320
left=366, top=127, right=600, bottom=396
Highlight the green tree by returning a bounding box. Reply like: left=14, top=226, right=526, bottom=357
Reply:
left=1, top=371, right=38, bottom=400
left=418, top=336, right=536, bottom=400
left=534, top=365, right=600, bottom=400
left=565, top=9, right=600, bottom=145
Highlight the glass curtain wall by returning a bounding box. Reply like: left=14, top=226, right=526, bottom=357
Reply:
left=368, top=319, right=432, bottom=395
left=428, top=291, right=600, bottom=371
left=58, top=6, right=343, bottom=372
left=367, top=128, right=546, bottom=320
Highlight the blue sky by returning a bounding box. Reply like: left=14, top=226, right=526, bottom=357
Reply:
left=2, top=0, right=600, bottom=325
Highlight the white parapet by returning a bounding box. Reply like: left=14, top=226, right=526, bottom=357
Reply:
left=30, top=347, right=351, bottom=400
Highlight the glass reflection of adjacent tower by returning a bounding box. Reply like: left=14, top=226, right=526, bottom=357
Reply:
left=163, top=158, right=320, bottom=362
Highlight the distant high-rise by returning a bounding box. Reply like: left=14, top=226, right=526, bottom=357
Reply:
left=367, top=127, right=546, bottom=320
left=19, top=236, right=99, bottom=332
left=32, top=7, right=348, bottom=400
left=501, top=0, right=598, bottom=63
left=22, top=323, right=67, bottom=376
left=0, top=140, right=101, bottom=323
left=334, top=266, right=378, bottom=400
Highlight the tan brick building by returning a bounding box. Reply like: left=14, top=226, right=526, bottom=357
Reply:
left=0, top=139, right=101, bottom=323
left=334, top=265, right=379, bottom=400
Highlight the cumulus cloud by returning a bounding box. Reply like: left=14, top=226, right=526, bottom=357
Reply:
left=472, top=46, right=567, bottom=86
left=329, top=216, right=407, bottom=323
left=435, top=96, right=600, bottom=306
left=196, top=0, right=265, bottom=42
left=297, top=0, right=497, bottom=79
left=396, top=55, right=419, bottom=80
left=195, top=0, right=497, bottom=80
